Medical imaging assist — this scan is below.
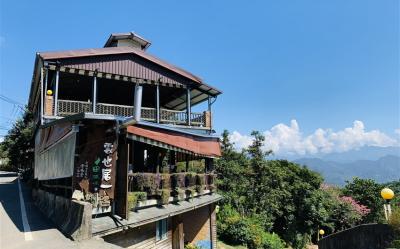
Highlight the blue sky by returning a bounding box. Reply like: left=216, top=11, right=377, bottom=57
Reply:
left=0, top=0, right=399, bottom=155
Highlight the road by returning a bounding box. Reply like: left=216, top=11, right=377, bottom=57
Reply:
left=0, top=171, right=120, bottom=249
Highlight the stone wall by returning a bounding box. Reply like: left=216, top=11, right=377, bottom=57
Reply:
left=33, top=188, right=92, bottom=241
left=318, top=223, right=394, bottom=249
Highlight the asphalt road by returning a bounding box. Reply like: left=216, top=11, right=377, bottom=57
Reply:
left=0, top=171, right=120, bottom=249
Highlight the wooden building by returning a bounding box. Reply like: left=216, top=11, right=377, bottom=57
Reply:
left=28, top=32, right=222, bottom=249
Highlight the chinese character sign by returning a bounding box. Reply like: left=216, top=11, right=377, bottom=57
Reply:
left=100, top=143, right=113, bottom=189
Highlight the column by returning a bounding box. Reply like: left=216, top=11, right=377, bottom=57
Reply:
left=54, top=69, right=59, bottom=116
left=186, top=87, right=191, bottom=126
left=134, top=84, right=143, bottom=121
left=156, top=84, right=160, bottom=123
left=92, top=75, right=97, bottom=114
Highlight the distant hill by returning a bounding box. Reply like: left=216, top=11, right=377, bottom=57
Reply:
left=319, top=146, right=400, bottom=162
left=295, top=155, right=400, bottom=186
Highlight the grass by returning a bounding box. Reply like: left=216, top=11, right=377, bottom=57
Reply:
left=217, top=240, right=247, bottom=249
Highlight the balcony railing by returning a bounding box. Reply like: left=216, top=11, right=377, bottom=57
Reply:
left=56, top=100, right=208, bottom=127
left=128, top=172, right=216, bottom=196
left=126, top=172, right=216, bottom=210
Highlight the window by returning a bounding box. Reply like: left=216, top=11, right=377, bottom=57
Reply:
left=156, top=219, right=167, bottom=241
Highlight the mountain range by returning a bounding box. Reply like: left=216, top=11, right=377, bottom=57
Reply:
left=291, top=146, right=400, bottom=186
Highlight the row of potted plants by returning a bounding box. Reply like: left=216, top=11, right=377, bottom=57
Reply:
left=127, top=172, right=216, bottom=211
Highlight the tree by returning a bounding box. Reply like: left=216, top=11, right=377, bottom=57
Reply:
left=342, top=177, right=384, bottom=223
left=0, top=108, right=34, bottom=171
left=216, top=130, right=327, bottom=249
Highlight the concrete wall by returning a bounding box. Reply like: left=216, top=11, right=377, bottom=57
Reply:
left=33, top=188, right=92, bottom=241
left=318, top=224, right=394, bottom=249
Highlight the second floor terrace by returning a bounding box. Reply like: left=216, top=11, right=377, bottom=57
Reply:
left=28, top=33, right=222, bottom=131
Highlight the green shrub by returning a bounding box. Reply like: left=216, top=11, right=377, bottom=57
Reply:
left=186, top=173, right=197, bottom=187
left=133, top=173, right=159, bottom=195
left=218, top=205, right=285, bottom=249
left=127, top=192, right=147, bottom=211
left=389, top=207, right=400, bottom=236
left=184, top=243, right=202, bottom=249
left=195, top=174, right=205, bottom=194
left=161, top=174, right=171, bottom=189
left=208, top=184, right=216, bottom=193
left=173, top=187, right=185, bottom=201
left=389, top=207, right=400, bottom=248
left=185, top=187, right=196, bottom=198
left=195, top=184, right=204, bottom=194
left=158, top=189, right=170, bottom=205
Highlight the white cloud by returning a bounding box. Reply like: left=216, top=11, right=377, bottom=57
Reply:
left=229, top=120, right=398, bottom=156
left=395, top=129, right=400, bottom=136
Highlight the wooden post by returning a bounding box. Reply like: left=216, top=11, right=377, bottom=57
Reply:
left=115, top=139, right=129, bottom=220
left=45, top=95, right=54, bottom=116
left=54, top=70, right=59, bottom=116
left=210, top=204, right=217, bottom=249
left=156, top=84, right=160, bottom=123
left=186, top=88, right=191, bottom=126
left=172, top=215, right=184, bottom=249
left=40, top=68, right=44, bottom=124
left=185, top=154, right=189, bottom=172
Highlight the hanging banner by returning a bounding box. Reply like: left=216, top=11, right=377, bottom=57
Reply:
left=74, top=123, right=117, bottom=210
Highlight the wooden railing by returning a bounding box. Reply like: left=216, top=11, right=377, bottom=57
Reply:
left=57, top=100, right=209, bottom=127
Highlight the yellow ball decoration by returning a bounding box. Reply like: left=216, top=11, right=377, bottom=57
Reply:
left=46, top=90, right=53, bottom=96
left=319, top=229, right=325, bottom=235
left=381, top=188, right=394, bottom=200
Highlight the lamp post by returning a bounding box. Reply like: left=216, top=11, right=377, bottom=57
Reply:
left=317, top=229, right=325, bottom=241
left=381, top=187, right=395, bottom=221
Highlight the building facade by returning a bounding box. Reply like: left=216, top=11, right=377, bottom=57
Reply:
left=28, top=32, right=222, bottom=249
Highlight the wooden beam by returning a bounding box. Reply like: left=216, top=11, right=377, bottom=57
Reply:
left=115, top=140, right=129, bottom=219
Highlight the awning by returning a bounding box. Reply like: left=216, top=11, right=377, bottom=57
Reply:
left=126, top=125, right=221, bottom=158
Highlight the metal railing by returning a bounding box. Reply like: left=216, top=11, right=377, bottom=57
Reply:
left=58, top=100, right=92, bottom=116
left=96, top=102, right=133, bottom=116
left=57, top=100, right=207, bottom=127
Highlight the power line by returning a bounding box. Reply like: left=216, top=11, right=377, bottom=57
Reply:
left=0, top=94, right=24, bottom=107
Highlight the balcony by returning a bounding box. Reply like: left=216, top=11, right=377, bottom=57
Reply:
left=127, top=172, right=216, bottom=210
left=55, top=99, right=210, bottom=128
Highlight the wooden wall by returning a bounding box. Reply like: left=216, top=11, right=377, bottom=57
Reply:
left=182, top=205, right=212, bottom=249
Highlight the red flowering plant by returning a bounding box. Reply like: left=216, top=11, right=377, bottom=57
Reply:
left=339, top=196, right=371, bottom=217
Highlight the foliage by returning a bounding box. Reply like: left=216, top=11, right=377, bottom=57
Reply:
left=0, top=108, right=34, bottom=171
left=158, top=189, right=170, bottom=205
left=184, top=243, right=202, bottom=249
left=342, top=177, right=385, bottom=223
left=338, top=196, right=370, bottom=216
left=186, top=187, right=196, bottom=198
left=195, top=174, right=205, bottom=194
left=217, top=130, right=400, bottom=248
left=127, top=192, right=147, bottom=210
left=389, top=207, right=400, bottom=237
left=217, top=205, right=285, bottom=249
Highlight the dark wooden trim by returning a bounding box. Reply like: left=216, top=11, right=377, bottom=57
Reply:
left=115, top=138, right=129, bottom=219
left=172, top=215, right=184, bottom=249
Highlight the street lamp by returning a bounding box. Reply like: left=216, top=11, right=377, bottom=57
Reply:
left=381, top=187, right=395, bottom=221
left=317, top=228, right=325, bottom=241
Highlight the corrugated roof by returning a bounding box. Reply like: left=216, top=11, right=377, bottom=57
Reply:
left=38, top=46, right=220, bottom=93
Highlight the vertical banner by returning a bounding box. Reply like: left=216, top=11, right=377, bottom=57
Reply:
left=74, top=123, right=117, bottom=212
